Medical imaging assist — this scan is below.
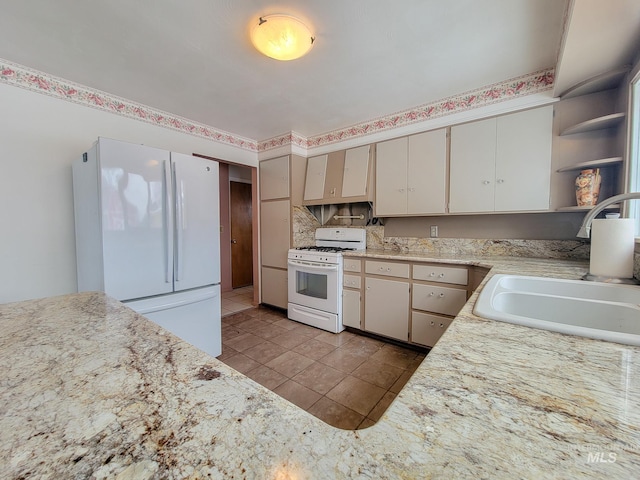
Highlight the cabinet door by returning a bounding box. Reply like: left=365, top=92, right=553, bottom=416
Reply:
left=412, top=264, right=468, bottom=285
left=364, top=277, right=409, bottom=341
left=343, top=258, right=362, bottom=273
left=323, top=151, right=344, bottom=200
left=304, top=154, right=327, bottom=201
left=342, top=145, right=370, bottom=197
left=407, top=129, right=447, bottom=214
left=261, top=267, right=288, bottom=308
left=375, top=137, right=408, bottom=215
left=343, top=289, right=361, bottom=329
left=412, top=284, right=467, bottom=316
left=449, top=118, right=496, bottom=213
left=365, top=260, right=410, bottom=279
left=411, top=312, right=452, bottom=347
left=495, top=106, right=552, bottom=211
left=260, top=199, right=290, bottom=268
left=260, top=156, right=289, bottom=200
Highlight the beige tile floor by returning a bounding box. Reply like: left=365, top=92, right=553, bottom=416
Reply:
left=221, top=285, right=255, bottom=317
left=218, top=296, right=427, bottom=430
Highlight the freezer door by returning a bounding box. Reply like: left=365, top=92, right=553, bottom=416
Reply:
left=125, top=285, right=221, bottom=357
left=98, top=138, right=174, bottom=300
left=171, top=152, right=220, bottom=291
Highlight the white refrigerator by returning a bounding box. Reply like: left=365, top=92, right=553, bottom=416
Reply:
left=72, top=137, right=222, bottom=357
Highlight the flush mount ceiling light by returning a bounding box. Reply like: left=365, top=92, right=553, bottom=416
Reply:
left=250, top=14, right=315, bottom=61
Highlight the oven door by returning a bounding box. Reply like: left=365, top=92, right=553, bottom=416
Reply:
left=287, top=259, right=340, bottom=314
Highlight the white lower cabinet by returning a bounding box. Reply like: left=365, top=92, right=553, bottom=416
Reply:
left=359, top=259, right=469, bottom=348
left=364, top=277, right=410, bottom=341
left=411, top=312, right=453, bottom=347
left=260, top=199, right=290, bottom=268
left=261, top=267, right=288, bottom=309
left=412, top=283, right=467, bottom=316
left=342, top=289, right=361, bottom=329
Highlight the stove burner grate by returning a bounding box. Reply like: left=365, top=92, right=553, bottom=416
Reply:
left=295, top=246, right=355, bottom=253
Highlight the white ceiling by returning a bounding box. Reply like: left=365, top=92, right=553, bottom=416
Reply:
left=0, top=0, right=636, bottom=143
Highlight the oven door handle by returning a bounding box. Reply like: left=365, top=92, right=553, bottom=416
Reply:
left=287, top=259, right=340, bottom=272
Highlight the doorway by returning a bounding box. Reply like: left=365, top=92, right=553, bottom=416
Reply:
left=230, top=181, right=253, bottom=288
left=193, top=153, right=258, bottom=306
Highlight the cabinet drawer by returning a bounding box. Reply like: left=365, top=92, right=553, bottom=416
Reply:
left=343, top=258, right=362, bottom=273
left=413, top=264, right=468, bottom=285
left=344, top=274, right=361, bottom=289
left=412, top=284, right=467, bottom=316
left=365, top=260, right=410, bottom=279
left=411, top=311, right=453, bottom=347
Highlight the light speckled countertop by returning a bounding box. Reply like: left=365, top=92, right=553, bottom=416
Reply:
left=1, top=254, right=639, bottom=479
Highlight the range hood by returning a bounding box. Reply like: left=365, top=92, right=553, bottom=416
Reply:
left=305, top=202, right=373, bottom=226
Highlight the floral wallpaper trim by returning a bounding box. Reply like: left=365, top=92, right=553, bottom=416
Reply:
left=0, top=58, right=553, bottom=155
left=260, top=68, right=555, bottom=152
left=258, top=131, right=308, bottom=152
left=0, top=58, right=258, bottom=152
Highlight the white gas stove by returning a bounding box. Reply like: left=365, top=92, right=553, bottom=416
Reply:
left=287, top=228, right=366, bottom=332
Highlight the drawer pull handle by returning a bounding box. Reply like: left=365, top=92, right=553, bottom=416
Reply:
left=429, top=292, right=434, bottom=297
left=439, top=273, right=445, bottom=278
left=439, top=323, right=445, bottom=328
left=429, top=272, right=435, bottom=277
left=439, top=293, right=445, bottom=298
left=430, top=321, right=435, bottom=326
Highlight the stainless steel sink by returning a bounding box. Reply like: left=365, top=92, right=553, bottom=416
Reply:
left=473, top=274, right=640, bottom=346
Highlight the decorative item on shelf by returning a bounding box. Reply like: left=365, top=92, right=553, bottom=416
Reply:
left=575, top=168, right=601, bottom=206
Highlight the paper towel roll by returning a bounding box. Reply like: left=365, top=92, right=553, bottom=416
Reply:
left=589, top=218, right=635, bottom=278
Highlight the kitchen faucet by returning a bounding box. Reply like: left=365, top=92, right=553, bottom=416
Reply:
left=577, top=192, right=640, bottom=238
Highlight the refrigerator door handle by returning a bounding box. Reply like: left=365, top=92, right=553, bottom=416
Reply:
left=164, top=160, right=174, bottom=284
left=174, top=162, right=184, bottom=282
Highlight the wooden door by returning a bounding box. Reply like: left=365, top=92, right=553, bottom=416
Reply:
left=230, top=181, right=253, bottom=288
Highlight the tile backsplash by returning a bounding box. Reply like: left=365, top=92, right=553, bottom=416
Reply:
left=293, top=206, right=591, bottom=260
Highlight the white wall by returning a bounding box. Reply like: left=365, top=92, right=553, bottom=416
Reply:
left=0, top=83, right=257, bottom=303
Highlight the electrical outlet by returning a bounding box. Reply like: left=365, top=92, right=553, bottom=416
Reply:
left=430, top=225, right=438, bottom=238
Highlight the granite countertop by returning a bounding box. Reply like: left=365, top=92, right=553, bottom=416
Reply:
left=2, top=255, right=639, bottom=479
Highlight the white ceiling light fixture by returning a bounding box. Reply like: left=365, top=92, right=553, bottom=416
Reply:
left=250, top=14, right=315, bottom=61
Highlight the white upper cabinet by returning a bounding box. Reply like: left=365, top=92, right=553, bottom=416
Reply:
left=449, top=106, right=553, bottom=213
left=302, top=146, right=373, bottom=205
left=449, top=118, right=497, bottom=213
left=495, top=107, right=553, bottom=211
left=375, top=137, right=407, bottom=215
left=375, top=129, right=447, bottom=216
left=342, top=145, right=371, bottom=197
left=303, top=154, right=327, bottom=201
left=407, top=130, right=447, bottom=214
left=260, top=155, right=289, bottom=200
